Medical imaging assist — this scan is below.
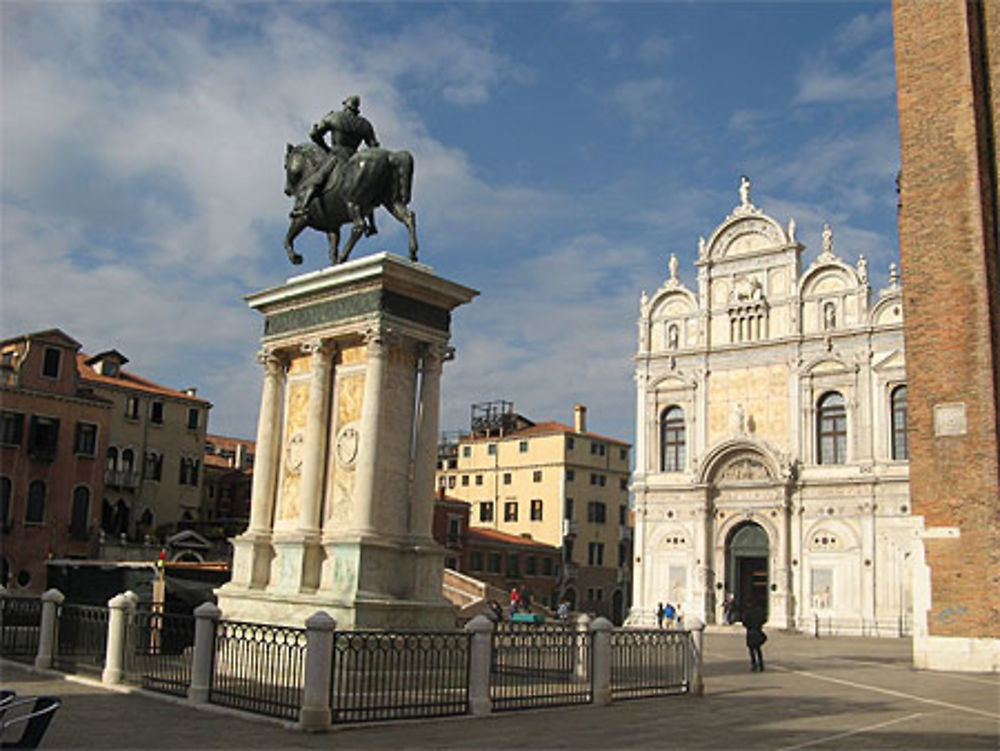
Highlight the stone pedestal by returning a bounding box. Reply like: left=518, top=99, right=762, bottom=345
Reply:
left=217, top=253, right=477, bottom=628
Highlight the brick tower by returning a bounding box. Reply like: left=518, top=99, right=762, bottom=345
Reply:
left=893, top=0, right=999, bottom=671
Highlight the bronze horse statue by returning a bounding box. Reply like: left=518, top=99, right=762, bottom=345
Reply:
left=283, top=142, right=418, bottom=265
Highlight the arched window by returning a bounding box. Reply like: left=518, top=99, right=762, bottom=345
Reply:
left=891, top=385, right=908, bottom=460
left=26, top=480, right=46, bottom=523
left=106, top=446, right=119, bottom=472
left=667, top=323, right=680, bottom=350
left=121, top=448, right=135, bottom=473
left=70, top=486, right=90, bottom=540
left=660, top=406, right=686, bottom=472
left=817, top=392, right=847, bottom=465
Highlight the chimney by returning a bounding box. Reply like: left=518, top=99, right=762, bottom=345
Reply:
left=573, top=404, right=587, bottom=434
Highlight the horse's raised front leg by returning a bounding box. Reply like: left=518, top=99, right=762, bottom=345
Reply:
left=385, top=202, right=418, bottom=262
left=327, top=230, right=340, bottom=265
left=284, top=217, right=308, bottom=265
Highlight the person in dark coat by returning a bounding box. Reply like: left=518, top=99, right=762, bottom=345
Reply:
left=742, top=602, right=767, bottom=671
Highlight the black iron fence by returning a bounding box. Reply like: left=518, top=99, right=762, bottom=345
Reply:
left=53, top=603, right=108, bottom=674
left=490, top=622, right=592, bottom=711
left=330, top=630, right=470, bottom=723
left=208, top=620, right=307, bottom=721
left=0, top=596, right=42, bottom=663
left=127, top=609, right=196, bottom=697
left=610, top=628, right=690, bottom=700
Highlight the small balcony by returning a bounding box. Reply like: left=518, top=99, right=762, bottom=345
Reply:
left=105, top=469, right=141, bottom=490
left=562, top=519, right=579, bottom=537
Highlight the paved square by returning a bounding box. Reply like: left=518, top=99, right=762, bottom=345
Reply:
left=3, top=631, right=997, bottom=749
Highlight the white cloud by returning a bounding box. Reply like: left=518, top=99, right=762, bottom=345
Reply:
left=638, top=36, right=674, bottom=64
left=607, top=78, right=674, bottom=136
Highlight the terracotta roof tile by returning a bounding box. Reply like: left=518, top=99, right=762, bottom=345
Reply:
left=462, top=420, right=629, bottom=446
left=77, top=353, right=211, bottom=404
left=467, top=527, right=559, bottom=550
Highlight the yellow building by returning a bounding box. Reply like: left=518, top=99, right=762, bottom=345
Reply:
left=79, top=350, right=211, bottom=540
left=436, top=402, right=632, bottom=622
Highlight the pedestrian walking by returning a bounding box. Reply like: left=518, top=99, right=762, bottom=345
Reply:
left=656, top=601, right=665, bottom=628
left=742, top=602, right=767, bottom=671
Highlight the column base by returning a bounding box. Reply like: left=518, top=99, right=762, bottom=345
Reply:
left=268, top=534, right=323, bottom=594
left=228, top=532, right=274, bottom=589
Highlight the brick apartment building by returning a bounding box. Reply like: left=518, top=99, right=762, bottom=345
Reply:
left=1, top=330, right=111, bottom=592
left=894, top=0, right=999, bottom=670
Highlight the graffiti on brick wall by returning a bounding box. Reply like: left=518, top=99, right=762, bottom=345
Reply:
left=933, top=605, right=967, bottom=626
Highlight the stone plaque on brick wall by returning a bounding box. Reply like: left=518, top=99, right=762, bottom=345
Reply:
left=933, top=402, right=967, bottom=436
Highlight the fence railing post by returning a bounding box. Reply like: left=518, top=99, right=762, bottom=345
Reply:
left=573, top=613, right=591, bottom=682
left=188, top=602, right=221, bottom=704
left=102, top=593, right=133, bottom=685
left=34, top=588, right=64, bottom=670
left=589, top=617, right=614, bottom=705
left=299, top=611, right=335, bottom=732
left=687, top=616, right=705, bottom=697
left=464, top=614, right=494, bottom=716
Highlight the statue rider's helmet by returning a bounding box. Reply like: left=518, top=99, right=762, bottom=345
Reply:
left=342, top=95, right=361, bottom=114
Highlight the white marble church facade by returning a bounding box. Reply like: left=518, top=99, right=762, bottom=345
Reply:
left=630, top=179, right=920, bottom=634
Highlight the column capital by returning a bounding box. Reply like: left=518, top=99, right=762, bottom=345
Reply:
left=257, top=348, right=287, bottom=373
left=421, top=342, right=454, bottom=368
left=301, top=338, right=336, bottom=359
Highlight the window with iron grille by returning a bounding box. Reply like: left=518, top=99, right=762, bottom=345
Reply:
left=660, top=406, right=685, bottom=471
left=817, top=392, right=847, bottom=465
left=891, top=385, right=908, bottom=461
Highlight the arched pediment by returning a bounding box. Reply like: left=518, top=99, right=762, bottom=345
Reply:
left=650, top=373, right=696, bottom=392
left=655, top=527, right=693, bottom=549
left=799, top=261, right=859, bottom=298
left=705, top=213, right=790, bottom=261
left=697, top=438, right=783, bottom=485
left=870, top=291, right=904, bottom=327
left=648, top=286, right=698, bottom=319
left=804, top=519, right=860, bottom=551
left=801, top=355, right=849, bottom=376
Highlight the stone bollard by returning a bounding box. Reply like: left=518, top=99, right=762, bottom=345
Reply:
left=573, top=613, right=591, bottom=682
left=299, top=611, right=336, bottom=732
left=589, top=617, right=614, bottom=706
left=464, top=614, right=494, bottom=716
left=34, top=588, right=65, bottom=670
left=188, top=601, right=222, bottom=704
left=687, top=616, right=705, bottom=696
left=102, top=593, right=133, bottom=685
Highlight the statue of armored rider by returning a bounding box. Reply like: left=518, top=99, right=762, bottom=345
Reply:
left=290, top=95, right=381, bottom=234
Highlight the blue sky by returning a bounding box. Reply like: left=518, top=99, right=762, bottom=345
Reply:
left=1, top=1, right=900, bottom=445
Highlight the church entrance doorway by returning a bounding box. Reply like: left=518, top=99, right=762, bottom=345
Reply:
left=726, top=522, right=769, bottom=621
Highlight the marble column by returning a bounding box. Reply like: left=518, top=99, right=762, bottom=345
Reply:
left=298, top=340, right=334, bottom=536
left=249, top=350, right=286, bottom=535
left=352, top=326, right=389, bottom=535
left=409, top=343, right=449, bottom=540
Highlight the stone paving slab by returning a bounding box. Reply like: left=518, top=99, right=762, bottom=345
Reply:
left=2, top=632, right=997, bottom=749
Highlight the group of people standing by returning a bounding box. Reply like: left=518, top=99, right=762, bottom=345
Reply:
left=654, top=601, right=684, bottom=629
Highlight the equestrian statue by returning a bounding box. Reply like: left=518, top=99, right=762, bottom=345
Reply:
left=284, top=95, right=418, bottom=265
